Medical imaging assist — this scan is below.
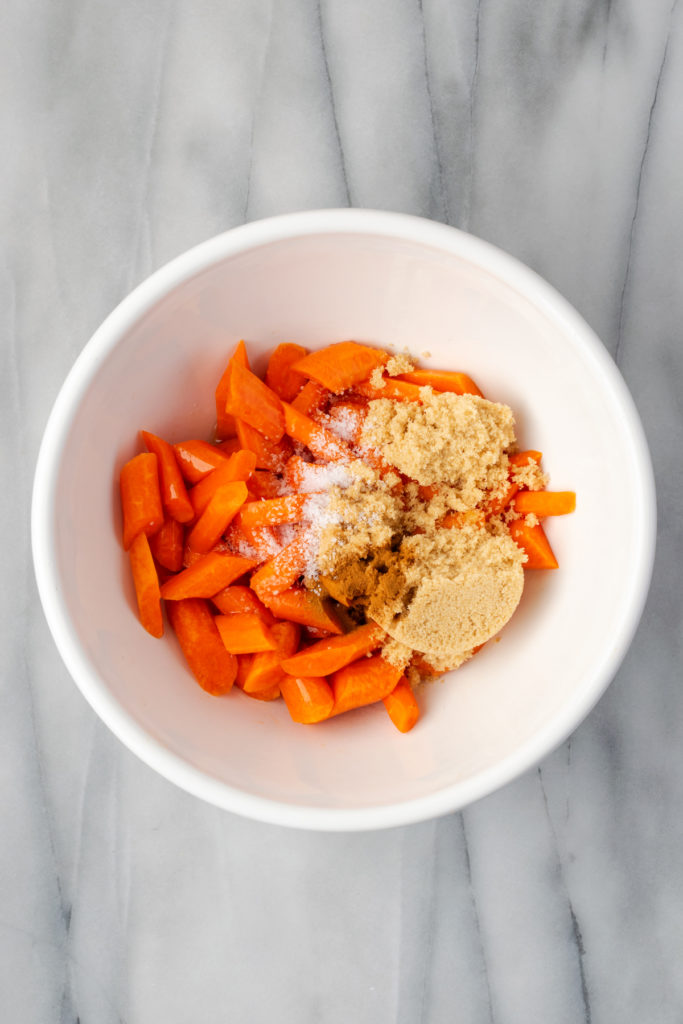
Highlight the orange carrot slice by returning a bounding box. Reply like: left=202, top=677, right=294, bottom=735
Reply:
left=140, top=431, right=195, bottom=523
left=189, top=451, right=257, bottom=515
left=292, top=342, right=388, bottom=393
left=160, top=553, right=257, bottom=599
left=227, top=362, right=285, bottom=442
left=397, top=369, right=483, bottom=396
left=512, top=491, right=576, bottom=516
left=282, top=403, right=352, bottom=462
left=355, top=377, right=424, bottom=403
left=263, top=587, right=344, bottom=634
left=440, top=509, right=486, bottom=529
left=236, top=419, right=292, bottom=472
left=265, top=343, right=308, bottom=401
left=249, top=534, right=309, bottom=601
left=167, top=598, right=236, bottom=695
left=120, top=452, right=164, bottom=550
left=485, top=482, right=519, bottom=518
left=186, top=481, right=249, bottom=554
left=234, top=652, right=254, bottom=690
left=248, top=471, right=285, bottom=499
left=239, top=494, right=312, bottom=530
left=216, top=438, right=241, bottom=455
left=281, top=622, right=384, bottom=676
left=509, top=519, right=559, bottom=569
left=330, top=655, right=404, bottom=715
left=280, top=675, right=334, bottom=724
left=215, top=613, right=277, bottom=654
left=173, top=440, right=231, bottom=484
left=290, top=379, right=330, bottom=416
left=128, top=532, right=163, bottom=638
left=244, top=683, right=281, bottom=701
left=508, top=450, right=543, bottom=468
left=382, top=676, right=420, bottom=733
left=323, top=401, right=366, bottom=444
left=215, top=340, right=249, bottom=441
left=243, top=621, right=301, bottom=694
left=149, top=517, right=184, bottom=573
left=211, top=584, right=275, bottom=624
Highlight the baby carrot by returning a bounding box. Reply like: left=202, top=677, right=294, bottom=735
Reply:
left=264, top=587, right=344, bottom=634
left=382, top=677, right=420, bottom=733
left=167, top=598, right=236, bottom=695
left=397, top=369, right=482, bottom=396
left=512, top=491, right=576, bottom=517
left=186, top=482, right=248, bottom=554
left=173, top=440, right=231, bottom=484
left=140, top=430, right=194, bottom=523
left=160, top=553, right=257, bottom=600
left=509, top=519, right=559, bottom=569
left=292, top=341, right=388, bottom=393
left=280, top=675, right=334, bottom=724
left=282, top=403, right=352, bottom=462
left=290, top=379, right=330, bottom=416
left=250, top=534, right=309, bottom=602
left=189, top=450, right=257, bottom=516
left=281, top=622, right=384, bottom=677
left=238, top=494, right=311, bottom=530
left=330, top=655, right=404, bottom=716
left=243, top=621, right=301, bottom=694
left=128, top=532, right=163, bottom=638
left=215, top=340, right=249, bottom=441
left=149, top=517, right=184, bottom=572
left=211, top=585, right=275, bottom=624
left=120, top=452, right=164, bottom=550
left=265, top=343, right=308, bottom=401
left=236, top=419, right=292, bottom=472
left=215, top=613, right=277, bottom=654
left=226, top=362, right=285, bottom=442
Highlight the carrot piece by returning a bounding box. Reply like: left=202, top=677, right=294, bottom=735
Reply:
left=282, top=403, right=352, bottom=462
left=281, top=622, right=384, bottom=676
left=292, top=342, right=388, bottom=394
left=173, top=440, right=231, bottom=484
left=265, top=343, right=308, bottom=401
left=280, top=675, right=334, bottom=724
left=330, top=655, right=404, bottom=715
left=302, top=626, right=335, bottom=640
left=236, top=418, right=292, bottom=472
left=234, top=653, right=254, bottom=690
left=120, top=452, right=164, bottom=550
left=128, top=532, right=164, bottom=638
left=224, top=515, right=282, bottom=561
left=263, top=586, right=344, bottom=635
left=167, top=598, right=236, bottom=695
left=211, top=585, right=275, bottom=624
left=186, top=482, right=249, bottom=554
left=486, top=482, right=519, bottom=518
left=355, top=377, right=425, bottom=403
left=215, top=340, right=249, bottom=441
left=160, top=552, right=257, bottom=599
left=239, top=494, right=312, bottom=530
left=248, top=471, right=285, bottom=499
left=282, top=455, right=324, bottom=492
left=149, top=517, right=184, bottom=573
left=215, top=613, right=277, bottom=654
left=140, top=431, right=195, bottom=523
left=227, top=362, right=285, bottom=442
left=323, top=401, right=366, bottom=444
left=508, top=450, right=543, bottom=468
left=440, top=509, right=486, bottom=529
left=509, top=519, right=559, bottom=569
left=216, top=438, right=241, bottom=455
left=250, top=534, right=309, bottom=601
left=244, top=682, right=281, bottom=701
left=189, top=450, right=257, bottom=515
left=291, top=379, right=330, bottom=416
left=382, top=676, right=420, bottom=733
left=397, top=369, right=483, bottom=397
left=243, top=621, right=301, bottom=694
left=512, top=491, right=576, bottom=517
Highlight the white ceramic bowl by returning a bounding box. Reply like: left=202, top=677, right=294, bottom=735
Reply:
left=32, top=210, right=655, bottom=830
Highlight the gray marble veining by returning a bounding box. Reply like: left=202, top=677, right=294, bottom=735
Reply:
left=2, top=0, right=682, bottom=1020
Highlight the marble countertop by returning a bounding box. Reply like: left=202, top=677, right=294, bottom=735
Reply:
left=3, top=1, right=682, bottom=1020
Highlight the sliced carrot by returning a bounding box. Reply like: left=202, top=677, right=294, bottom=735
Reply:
left=397, top=369, right=483, bottom=397
left=236, top=419, right=292, bottom=472
left=281, top=622, right=384, bottom=676
left=282, top=455, right=330, bottom=492
left=512, top=491, right=576, bottom=517
left=140, top=431, right=195, bottom=523
left=418, top=484, right=439, bottom=502
left=120, top=452, right=164, bottom=550
left=216, top=438, right=241, bottom=455
left=224, top=517, right=281, bottom=563
left=234, top=653, right=254, bottom=690
left=249, top=534, right=309, bottom=601
left=211, top=585, right=275, bottom=624
left=167, top=598, right=236, bottom=695
left=128, top=532, right=163, bottom=638
left=189, top=450, right=257, bottom=515
left=227, top=362, right=285, bottom=442
left=239, top=494, right=312, bottom=530
left=508, top=450, right=543, bottom=468
left=248, top=471, right=285, bottom=499
left=290, top=379, right=330, bottom=416
left=265, top=343, right=308, bottom=401
left=330, top=655, right=404, bottom=715
left=280, top=675, right=334, bottom=724
left=243, top=621, right=301, bottom=694
left=215, top=613, right=277, bottom=654
left=509, top=519, right=559, bottom=569
left=244, top=682, right=281, bottom=701
left=149, top=517, right=184, bottom=573
left=292, top=341, right=388, bottom=393
left=160, top=552, right=257, bottom=600
left=323, top=401, right=366, bottom=444
left=263, top=586, right=343, bottom=634
left=302, top=626, right=335, bottom=640
left=355, top=377, right=425, bottom=403
left=382, top=676, right=420, bottom=733
left=215, top=340, right=249, bottom=441
left=187, top=481, right=249, bottom=554
left=485, top=482, right=519, bottom=518
left=440, top=509, right=486, bottom=529
left=173, top=440, right=231, bottom=484
left=282, top=403, right=352, bottom=462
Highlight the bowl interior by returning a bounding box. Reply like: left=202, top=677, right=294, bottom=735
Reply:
left=42, top=225, right=652, bottom=825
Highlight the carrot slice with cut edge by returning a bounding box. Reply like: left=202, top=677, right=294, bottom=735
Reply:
left=173, top=440, right=231, bottom=484
left=120, top=452, right=164, bottom=550
left=281, top=622, right=384, bottom=676
left=236, top=419, right=292, bottom=472
left=215, top=613, right=277, bottom=654
left=397, top=369, right=483, bottom=396
left=211, top=585, right=275, bottom=624
left=382, top=676, right=420, bottom=733
left=250, top=534, right=309, bottom=602
left=280, top=675, right=334, bottom=724
left=509, top=519, right=559, bottom=569
left=149, top=517, right=184, bottom=573
left=282, top=403, right=352, bottom=462
left=186, top=481, right=248, bottom=554
left=160, top=553, right=257, bottom=600
left=215, top=340, right=249, bottom=441
left=330, top=655, right=404, bottom=715
left=290, top=379, right=330, bottom=416
left=128, top=532, right=163, bottom=638
left=189, top=450, right=257, bottom=516
left=485, top=482, right=519, bottom=518
left=238, top=494, right=312, bottom=530
left=248, top=470, right=285, bottom=499
left=226, top=362, right=285, bottom=442
left=243, top=621, right=301, bottom=694
left=167, top=598, right=236, bottom=695
left=355, top=377, right=425, bottom=403
left=263, top=587, right=344, bottom=635
left=292, top=342, right=388, bottom=394
left=140, top=431, right=194, bottom=523
left=508, top=450, right=543, bottom=468
left=265, top=343, right=308, bottom=401
left=512, top=491, right=576, bottom=517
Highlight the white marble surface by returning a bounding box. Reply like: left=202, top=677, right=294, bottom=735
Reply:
left=2, top=0, right=682, bottom=1020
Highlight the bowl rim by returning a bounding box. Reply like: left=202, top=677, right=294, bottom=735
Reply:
left=31, top=208, right=657, bottom=831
